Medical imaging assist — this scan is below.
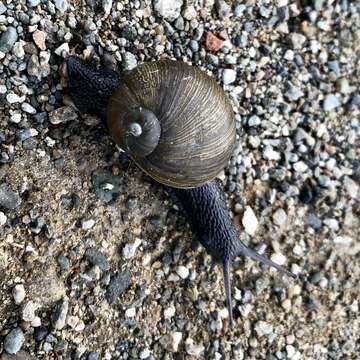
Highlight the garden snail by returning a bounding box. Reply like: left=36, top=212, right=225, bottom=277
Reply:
left=66, top=56, right=295, bottom=326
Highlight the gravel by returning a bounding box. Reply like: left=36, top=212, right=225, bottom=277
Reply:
left=0, top=0, right=359, bottom=358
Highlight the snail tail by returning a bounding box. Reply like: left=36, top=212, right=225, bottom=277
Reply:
left=238, top=243, right=296, bottom=279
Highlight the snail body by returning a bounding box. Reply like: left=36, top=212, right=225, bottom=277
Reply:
left=67, top=57, right=295, bottom=326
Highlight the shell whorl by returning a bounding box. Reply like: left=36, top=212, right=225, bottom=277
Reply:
left=122, top=107, right=161, bottom=157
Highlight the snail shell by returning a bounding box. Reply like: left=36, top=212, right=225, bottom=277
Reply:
left=107, top=60, right=236, bottom=188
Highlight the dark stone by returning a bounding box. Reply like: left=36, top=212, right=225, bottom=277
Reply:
left=91, top=169, right=122, bottom=203
left=85, top=248, right=110, bottom=271
left=105, top=271, right=132, bottom=304
left=34, top=326, right=49, bottom=342
left=0, top=183, right=21, bottom=209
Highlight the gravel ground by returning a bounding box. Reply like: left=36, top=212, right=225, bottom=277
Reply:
left=0, top=0, right=359, bottom=359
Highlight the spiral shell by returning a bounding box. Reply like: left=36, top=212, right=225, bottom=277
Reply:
left=107, top=60, right=235, bottom=188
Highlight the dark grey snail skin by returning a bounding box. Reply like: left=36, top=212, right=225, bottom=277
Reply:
left=66, top=56, right=296, bottom=326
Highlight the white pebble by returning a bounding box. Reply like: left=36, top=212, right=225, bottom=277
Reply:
left=125, top=307, right=136, bottom=318
left=82, top=219, right=95, bottom=230
left=6, top=93, right=25, bottom=104
left=176, top=265, right=190, bottom=279
left=22, top=301, right=40, bottom=322
left=122, top=238, right=142, bottom=259
left=164, top=305, right=176, bottom=318
left=270, top=252, right=287, bottom=266
left=242, top=206, right=258, bottom=236
left=334, top=236, right=353, bottom=246
left=12, top=284, right=25, bottom=304
left=273, top=208, right=287, bottom=226
left=254, top=321, right=273, bottom=336
left=0, top=211, right=7, bottom=226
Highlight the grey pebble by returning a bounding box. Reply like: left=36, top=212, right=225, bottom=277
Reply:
left=52, top=299, right=69, bottom=330
left=106, top=271, right=132, bottom=304
left=57, top=255, right=70, bottom=269
left=306, top=213, right=322, bottom=230
left=0, top=27, right=18, bottom=53
left=88, top=352, right=100, bottom=360
left=4, top=328, right=25, bottom=354
left=27, top=0, right=40, bottom=7
left=0, top=2, right=7, bottom=15
left=284, top=82, right=303, bottom=101
left=54, top=0, right=68, bottom=12
left=222, top=69, right=236, bottom=85
left=85, top=248, right=110, bottom=271
left=91, top=169, right=122, bottom=203
left=323, top=94, right=341, bottom=111
left=122, top=51, right=137, bottom=71
left=0, top=183, right=21, bottom=210
left=273, top=208, right=287, bottom=226
left=21, top=103, right=37, bottom=114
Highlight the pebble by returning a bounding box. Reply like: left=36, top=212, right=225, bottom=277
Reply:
left=185, top=338, right=204, bottom=357
left=306, top=213, right=322, bottom=230
left=4, top=328, right=25, bottom=354
left=254, top=321, right=273, bottom=336
left=22, top=300, right=40, bottom=322
left=122, top=51, right=137, bottom=71
left=85, top=248, right=110, bottom=271
left=334, top=236, right=353, bottom=246
left=105, top=271, right=132, bottom=304
left=0, top=211, right=6, bottom=226
left=12, top=42, right=25, bottom=58
left=154, top=0, right=183, bottom=21
left=248, top=115, right=261, bottom=127
left=0, top=1, right=6, bottom=14
left=285, top=82, right=304, bottom=101
left=222, top=69, right=237, bottom=85
left=54, top=0, right=68, bottom=12
left=0, top=183, right=21, bottom=210
left=164, top=305, right=176, bottom=318
left=6, top=93, right=25, bottom=104
left=54, top=43, right=69, bottom=57
left=0, top=26, right=18, bottom=53
left=273, top=208, right=287, bottom=226
left=176, top=265, right=190, bottom=279
left=323, top=94, right=341, bottom=111
left=263, top=146, right=281, bottom=161
left=122, top=238, right=142, bottom=259
left=125, top=307, right=136, bottom=318
left=49, top=106, right=77, bottom=125
left=91, top=169, right=122, bottom=203
left=27, top=0, right=40, bottom=6
left=12, top=284, right=26, bottom=304
left=82, top=218, right=95, bottom=230
left=21, top=103, right=37, bottom=114
left=242, top=206, right=258, bottom=236
left=343, top=176, right=358, bottom=198
left=160, top=332, right=183, bottom=352
left=290, top=33, right=306, bottom=49
left=52, top=299, right=69, bottom=330
left=102, top=0, right=112, bottom=15
left=270, top=253, right=287, bottom=266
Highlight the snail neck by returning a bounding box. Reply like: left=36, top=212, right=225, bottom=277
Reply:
left=67, top=56, right=121, bottom=119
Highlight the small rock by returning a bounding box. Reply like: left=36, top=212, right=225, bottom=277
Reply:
left=263, top=146, right=281, bottom=161
left=122, top=51, right=137, bottom=71
left=49, top=106, right=77, bottom=125
left=32, top=30, right=46, bottom=50
left=185, top=338, right=205, bottom=357
left=52, top=299, right=69, bottom=330
left=254, top=321, right=273, bottom=336
left=102, top=0, right=112, bottom=15
left=270, top=253, right=287, bottom=266
left=13, top=284, right=26, bottom=304
left=82, top=218, right=95, bottom=230
left=85, top=248, right=110, bottom=271
left=323, top=94, right=341, bottom=111
left=334, top=236, right=353, bottom=246
left=204, top=32, right=224, bottom=52
left=164, top=305, right=176, bottom=318
left=22, top=300, right=40, bottom=322
left=0, top=26, right=18, bottom=53
left=4, top=328, right=25, bottom=354
left=125, top=307, right=136, bottom=317
left=176, top=265, right=190, bottom=279
left=222, top=69, right=236, bottom=85
left=105, top=271, right=132, bottom=304
left=21, top=103, right=36, bottom=114
left=343, top=176, right=358, bottom=199
left=27, top=0, right=40, bottom=6
left=0, top=183, right=21, bottom=210
left=290, top=33, right=306, bottom=50
left=154, top=0, right=183, bottom=21
left=139, top=348, right=151, bottom=359
left=215, top=0, right=231, bottom=19
left=160, top=332, right=183, bottom=352
left=6, top=93, right=25, bottom=104
left=91, top=169, right=122, bottom=203
left=12, top=42, right=25, bottom=58
left=54, top=43, right=69, bottom=57
left=306, top=213, right=322, bottom=230
left=242, top=206, right=258, bottom=236
left=248, top=115, right=261, bottom=127
left=183, top=5, right=196, bottom=20
left=54, top=0, right=68, bottom=12
left=122, top=238, right=142, bottom=259
left=273, top=208, right=287, bottom=226
left=284, top=82, right=304, bottom=101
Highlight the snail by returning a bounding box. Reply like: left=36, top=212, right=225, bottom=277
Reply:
left=66, top=56, right=295, bottom=326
